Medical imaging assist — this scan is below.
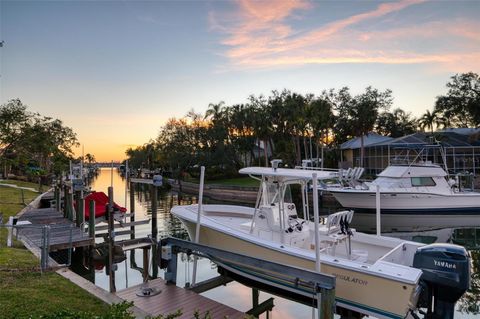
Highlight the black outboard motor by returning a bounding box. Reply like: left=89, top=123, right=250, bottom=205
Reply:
left=413, top=243, right=470, bottom=319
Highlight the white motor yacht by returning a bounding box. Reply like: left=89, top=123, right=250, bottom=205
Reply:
left=328, top=162, right=480, bottom=232
left=171, top=165, right=470, bottom=319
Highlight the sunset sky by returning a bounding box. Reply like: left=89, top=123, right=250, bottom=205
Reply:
left=1, top=0, right=479, bottom=161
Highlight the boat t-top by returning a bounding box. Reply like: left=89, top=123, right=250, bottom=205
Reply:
left=171, top=162, right=470, bottom=319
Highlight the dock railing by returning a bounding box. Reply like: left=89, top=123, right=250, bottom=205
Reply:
left=0, top=217, right=75, bottom=272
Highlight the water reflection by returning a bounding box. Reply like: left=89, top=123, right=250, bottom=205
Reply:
left=72, top=168, right=480, bottom=318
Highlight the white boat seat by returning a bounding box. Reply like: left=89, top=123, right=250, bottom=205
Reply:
left=315, top=210, right=353, bottom=236
left=310, top=210, right=354, bottom=256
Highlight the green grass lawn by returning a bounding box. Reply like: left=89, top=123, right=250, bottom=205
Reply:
left=0, top=270, right=109, bottom=318
left=0, top=186, right=38, bottom=220
left=0, top=185, right=39, bottom=247
left=0, top=181, right=110, bottom=318
left=0, top=179, right=41, bottom=192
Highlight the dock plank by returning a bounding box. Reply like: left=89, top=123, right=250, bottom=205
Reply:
left=117, top=278, right=245, bottom=319
left=18, top=207, right=93, bottom=251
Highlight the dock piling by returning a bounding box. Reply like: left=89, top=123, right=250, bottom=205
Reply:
left=40, top=225, right=47, bottom=272
left=150, top=183, right=159, bottom=278
left=75, top=191, right=84, bottom=227
left=151, top=184, right=157, bottom=240
left=70, top=187, right=75, bottom=222
left=68, top=224, right=73, bottom=266
left=129, top=181, right=135, bottom=240
left=88, top=200, right=95, bottom=238
left=54, top=185, right=60, bottom=212
left=107, top=186, right=116, bottom=293
left=63, top=185, right=68, bottom=218
left=142, top=248, right=149, bottom=283
left=320, top=286, right=335, bottom=319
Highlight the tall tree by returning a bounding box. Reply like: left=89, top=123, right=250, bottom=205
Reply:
left=349, top=87, right=392, bottom=167
left=0, top=99, right=78, bottom=177
left=376, top=108, right=417, bottom=137
left=283, top=91, right=308, bottom=165
left=329, top=87, right=354, bottom=147
left=0, top=99, right=30, bottom=177
left=418, top=109, right=442, bottom=134
left=249, top=95, right=272, bottom=167
left=307, top=96, right=334, bottom=167
left=85, top=153, right=96, bottom=164
left=435, top=72, right=480, bottom=127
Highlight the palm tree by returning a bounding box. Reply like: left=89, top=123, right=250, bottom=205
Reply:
left=85, top=153, right=95, bottom=164
left=205, top=102, right=225, bottom=124
left=418, top=109, right=442, bottom=134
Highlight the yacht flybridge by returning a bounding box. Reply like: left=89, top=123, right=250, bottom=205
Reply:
left=171, top=164, right=470, bottom=319
left=329, top=162, right=480, bottom=231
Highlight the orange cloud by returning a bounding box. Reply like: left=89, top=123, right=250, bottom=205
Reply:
left=211, top=0, right=480, bottom=72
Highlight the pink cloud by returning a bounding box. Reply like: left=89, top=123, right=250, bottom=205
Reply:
left=210, top=0, right=480, bottom=72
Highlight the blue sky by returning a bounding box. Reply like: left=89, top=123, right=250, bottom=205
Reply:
left=1, top=0, right=479, bottom=161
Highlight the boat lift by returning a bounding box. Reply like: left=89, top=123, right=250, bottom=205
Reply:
left=159, top=237, right=337, bottom=319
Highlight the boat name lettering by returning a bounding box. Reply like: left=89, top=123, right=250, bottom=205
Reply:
left=434, top=259, right=456, bottom=269
left=332, top=273, right=368, bottom=286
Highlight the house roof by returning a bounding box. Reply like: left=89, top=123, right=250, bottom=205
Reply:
left=342, top=130, right=480, bottom=149
left=438, top=128, right=480, bottom=135
left=340, top=132, right=393, bottom=150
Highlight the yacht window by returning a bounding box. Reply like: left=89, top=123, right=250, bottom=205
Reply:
left=411, top=177, right=436, bottom=187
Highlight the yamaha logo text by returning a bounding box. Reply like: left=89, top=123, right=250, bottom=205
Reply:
left=434, top=259, right=457, bottom=269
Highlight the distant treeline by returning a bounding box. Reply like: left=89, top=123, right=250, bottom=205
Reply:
left=0, top=99, right=79, bottom=179
left=125, top=72, right=479, bottom=179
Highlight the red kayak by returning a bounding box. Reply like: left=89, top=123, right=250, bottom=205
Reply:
left=83, top=191, right=127, bottom=220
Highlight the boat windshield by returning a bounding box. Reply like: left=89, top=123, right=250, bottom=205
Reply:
left=261, top=180, right=293, bottom=206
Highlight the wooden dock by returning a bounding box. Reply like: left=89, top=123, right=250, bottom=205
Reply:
left=116, top=278, right=245, bottom=319
left=18, top=207, right=93, bottom=251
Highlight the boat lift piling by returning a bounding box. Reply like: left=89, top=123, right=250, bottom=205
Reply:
left=312, top=173, right=324, bottom=319
left=107, top=186, right=116, bottom=293
left=150, top=184, right=158, bottom=240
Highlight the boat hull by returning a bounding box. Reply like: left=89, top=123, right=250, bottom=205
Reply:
left=330, top=191, right=480, bottom=231
left=178, top=218, right=418, bottom=319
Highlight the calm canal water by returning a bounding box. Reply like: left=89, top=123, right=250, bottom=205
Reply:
left=73, top=168, right=480, bottom=318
